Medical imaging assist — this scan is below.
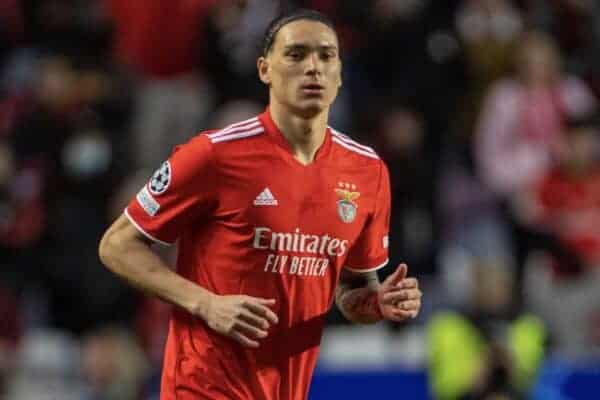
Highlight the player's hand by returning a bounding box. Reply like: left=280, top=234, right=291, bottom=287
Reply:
left=203, top=294, right=279, bottom=348
left=377, top=263, right=421, bottom=322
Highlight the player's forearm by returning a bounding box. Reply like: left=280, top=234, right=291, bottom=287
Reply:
left=335, top=270, right=382, bottom=324
left=99, top=221, right=214, bottom=317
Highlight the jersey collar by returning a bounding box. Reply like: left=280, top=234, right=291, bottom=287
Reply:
left=259, top=107, right=332, bottom=164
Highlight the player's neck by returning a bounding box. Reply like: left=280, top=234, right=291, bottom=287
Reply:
left=269, top=103, right=328, bottom=165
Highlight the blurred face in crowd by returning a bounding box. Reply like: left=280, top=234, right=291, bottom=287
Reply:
left=517, top=32, right=560, bottom=86
left=562, top=127, right=599, bottom=174
left=258, top=20, right=342, bottom=118
left=82, top=333, right=118, bottom=388
left=380, top=109, right=424, bottom=157
left=37, top=57, right=77, bottom=111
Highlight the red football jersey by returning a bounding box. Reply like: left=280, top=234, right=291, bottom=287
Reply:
left=126, top=109, right=391, bottom=400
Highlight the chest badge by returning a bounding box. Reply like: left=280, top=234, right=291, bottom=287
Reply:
left=335, top=182, right=360, bottom=223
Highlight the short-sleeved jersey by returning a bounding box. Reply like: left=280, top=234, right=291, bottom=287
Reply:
left=126, top=109, right=391, bottom=400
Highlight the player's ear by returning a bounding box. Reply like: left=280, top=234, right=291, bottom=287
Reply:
left=257, top=57, right=271, bottom=85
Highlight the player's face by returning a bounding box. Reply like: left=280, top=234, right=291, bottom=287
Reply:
left=259, top=20, right=342, bottom=117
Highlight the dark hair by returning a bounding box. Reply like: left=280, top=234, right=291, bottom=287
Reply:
left=262, top=9, right=337, bottom=57
left=565, top=111, right=600, bottom=131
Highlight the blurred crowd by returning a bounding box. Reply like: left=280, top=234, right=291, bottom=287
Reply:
left=2, top=0, right=600, bottom=399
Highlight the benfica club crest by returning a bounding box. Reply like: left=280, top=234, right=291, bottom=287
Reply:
left=335, top=182, right=360, bottom=223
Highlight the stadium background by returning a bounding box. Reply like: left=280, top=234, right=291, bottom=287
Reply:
left=2, top=0, right=600, bottom=398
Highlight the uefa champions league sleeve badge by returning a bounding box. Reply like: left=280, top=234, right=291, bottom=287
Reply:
left=335, top=182, right=360, bottom=223
left=148, top=161, right=171, bottom=195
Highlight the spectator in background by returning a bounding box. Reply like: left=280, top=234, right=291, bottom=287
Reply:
left=200, top=0, right=278, bottom=106
left=5, top=53, right=137, bottom=334
left=526, top=0, right=600, bottom=85
left=456, top=0, right=523, bottom=90
left=0, top=140, right=45, bottom=296
left=0, top=140, right=43, bottom=249
left=519, top=112, right=600, bottom=357
left=428, top=302, right=545, bottom=399
left=375, top=104, right=437, bottom=278
left=5, top=329, right=85, bottom=400
left=475, top=30, right=597, bottom=309
left=521, top=112, right=600, bottom=272
left=106, top=0, right=224, bottom=169
left=476, top=30, right=596, bottom=199
left=455, top=0, right=524, bottom=137
left=81, top=325, right=148, bottom=400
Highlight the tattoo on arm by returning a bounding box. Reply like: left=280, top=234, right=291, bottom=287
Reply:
left=335, top=269, right=382, bottom=324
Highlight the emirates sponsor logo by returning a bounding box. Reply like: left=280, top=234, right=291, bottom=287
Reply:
left=253, top=227, right=348, bottom=257
left=253, top=227, right=349, bottom=277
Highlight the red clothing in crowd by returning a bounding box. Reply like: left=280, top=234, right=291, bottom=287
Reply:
left=106, top=0, right=216, bottom=78
left=536, top=167, right=600, bottom=265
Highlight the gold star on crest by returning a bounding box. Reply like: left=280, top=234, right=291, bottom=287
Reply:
left=335, top=188, right=360, bottom=202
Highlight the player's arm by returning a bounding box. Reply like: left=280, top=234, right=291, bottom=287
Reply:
left=99, top=214, right=212, bottom=316
left=99, top=136, right=277, bottom=347
left=99, top=215, right=278, bottom=348
left=335, top=263, right=421, bottom=324
left=335, top=268, right=381, bottom=324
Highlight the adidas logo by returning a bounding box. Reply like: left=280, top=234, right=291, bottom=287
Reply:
left=254, top=188, right=278, bottom=206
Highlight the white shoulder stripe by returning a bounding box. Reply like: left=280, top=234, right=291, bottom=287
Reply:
left=344, top=258, right=389, bottom=273
left=225, top=116, right=259, bottom=129
left=207, top=118, right=260, bottom=139
left=330, top=128, right=376, bottom=154
left=124, top=208, right=173, bottom=246
left=210, top=126, right=264, bottom=143
left=331, top=137, right=379, bottom=159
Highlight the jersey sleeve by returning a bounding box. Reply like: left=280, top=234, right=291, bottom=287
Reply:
left=125, top=135, right=217, bottom=245
left=344, top=161, right=391, bottom=272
